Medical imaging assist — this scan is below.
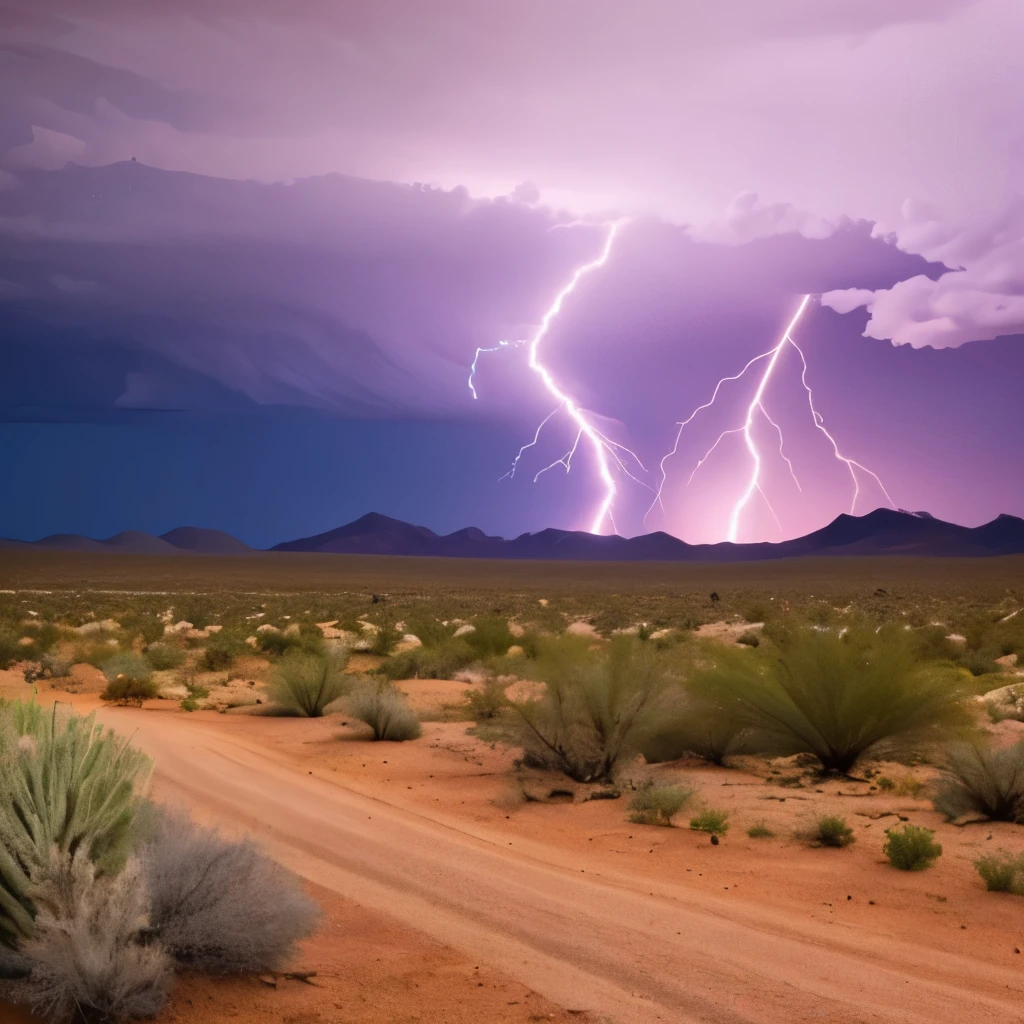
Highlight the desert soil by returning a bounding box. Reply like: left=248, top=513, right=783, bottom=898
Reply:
left=2, top=672, right=1023, bottom=1024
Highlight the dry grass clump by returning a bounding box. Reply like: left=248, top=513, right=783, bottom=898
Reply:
left=686, top=625, right=969, bottom=775
left=627, top=781, right=693, bottom=826
left=348, top=681, right=422, bottom=741
left=932, top=739, right=1024, bottom=823
left=746, top=821, right=775, bottom=838
left=883, top=824, right=942, bottom=871
left=269, top=649, right=349, bottom=717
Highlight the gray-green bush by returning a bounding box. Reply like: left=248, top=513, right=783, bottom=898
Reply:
left=17, top=851, right=171, bottom=1024
left=269, top=649, right=349, bottom=717
left=140, top=809, right=318, bottom=974
left=348, top=681, right=422, bottom=741
left=512, top=636, right=676, bottom=783
left=144, top=642, right=186, bottom=671
left=627, top=781, right=692, bottom=826
left=687, top=625, right=968, bottom=774
left=689, top=808, right=730, bottom=835
left=932, top=739, right=1024, bottom=823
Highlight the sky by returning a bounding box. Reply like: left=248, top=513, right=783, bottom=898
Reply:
left=1, top=0, right=1022, bottom=547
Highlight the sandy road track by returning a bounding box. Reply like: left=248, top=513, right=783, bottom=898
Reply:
left=94, top=707, right=1024, bottom=1024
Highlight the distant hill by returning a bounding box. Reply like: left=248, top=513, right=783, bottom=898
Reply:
left=160, top=527, right=252, bottom=555
left=4, top=509, right=1023, bottom=560
left=272, top=508, right=1024, bottom=560
left=2, top=528, right=251, bottom=556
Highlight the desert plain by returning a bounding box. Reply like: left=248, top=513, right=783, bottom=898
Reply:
left=1, top=549, right=1023, bottom=1024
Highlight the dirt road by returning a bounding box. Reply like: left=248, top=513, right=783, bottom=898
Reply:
left=100, top=707, right=1024, bottom=1024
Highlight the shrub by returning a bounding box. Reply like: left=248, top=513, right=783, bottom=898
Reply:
left=348, top=681, right=421, bottom=741
left=876, top=776, right=895, bottom=791
left=180, top=697, right=200, bottom=713
left=461, top=678, right=509, bottom=721
left=269, top=650, right=349, bottom=717
left=199, top=631, right=249, bottom=671
left=636, top=692, right=750, bottom=766
left=974, top=851, right=1024, bottom=894
left=118, top=611, right=166, bottom=646
left=403, top=616, right=453, bottom=648
left=379, top=637, right=475, bottom=681
left=369, top=620, right=401, bottom=657
left=686, top=625, right=968, bottom=774
left=689, top=808, right=730, bottom=835
left=139, top=810, right=318, bottom=974
left=173, top=596, right=214, bottom=630
left=255, top=628, right=300, bottom=657
left=884, top=824, right=942, bottom=870
left=100, top=652, right=158, bottom=703
left=17, top=851, right=171, bottom=1023
left=746, top=821, right=775, bottom=838
left=0, top=701, right=151, bottom=946
left=145, top=642, right=186, bottom=671
left=464, top=617, right=514, bottom=658
left=512, top=636, right=675, bottom=783
left=39, top=651, right=73, bottom=680
left=0, top=628, right=23, bottom=669
left=813, top=815, right=855, bottom=848
left=71, top=641, right=121, bottom=669
left=932, top=739, right=1024, bottom=823
left=627, top=781, right=692, bottom=826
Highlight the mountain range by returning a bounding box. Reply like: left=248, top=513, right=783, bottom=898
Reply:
left=2, top=509, right=1024, bottom=560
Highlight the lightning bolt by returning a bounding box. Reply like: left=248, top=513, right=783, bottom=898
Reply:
left=474, top=220, right=648, bottom=535
left=649, top=294, right=894, bottom=542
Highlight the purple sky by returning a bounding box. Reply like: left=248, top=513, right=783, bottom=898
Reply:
left=1, top=1, right=1022, bottom=544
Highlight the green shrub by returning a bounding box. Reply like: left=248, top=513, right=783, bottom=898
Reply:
left=512, top=635, right=675, bottom=783
left=269, top=650, right=348, bottom=717
left=746, top=821, right=775, bottom=838
left=686, top=625, right=968, bottom=774
left=347, top=681, right=421, bottom=741
left=876, top=776, right=895, bottom=791
left=0, top=628, right=23, bottom=669
left=464, top=617, right=514, bottom=658
left=461, top=678, right=509, bottom=721
left=369, top=620, right=401, bottom=657
left=932, top=739, right=1024, bottom=823
left=689, top=808, right=730, bottom=835
left=72, top=641, right=121, bottom=669
left=199, top=631, right=249, bottom=671
left=100, top=652, right=157, bottom=703
left=636, top=692, right=750, bottom=766
left=813, top=815, right=855, bottom=848
left=255, top=628, right=300, bottom=657
left=628, top=781, right=692, bottom=826
left=974, top=851, right=1024, bottom=894
left=145, top=642, right=186, bottom=671
left=119, top=611, right=166, bottom=646
left=883, top=824, right=942, bottom=870
left=180, top=697, right=200, bottom=713
left=101, top=676, right=160, bottom=703
left=0, top=701, right=152, bottom=946
left=173, top=597, right=214, bottom=630
left=403, top=616, right=453, bottom=648
left=379, top=637, right=476, bottom=680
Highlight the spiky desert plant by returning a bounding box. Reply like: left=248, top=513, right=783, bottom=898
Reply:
left=348, top=681, right=421, bottom=741
left=0, top=701, right=151, bottom=947
left=686, top=625, right=968, bottom=774
left=512, top=635, right=676, bottom=783
left=932, top=738, right=1024, bottom=823
left=17, top=850, right=171, bottom=1023
left=139, top=809, right=318, bottom=975
left=269, top=649, right=349, bottom=717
